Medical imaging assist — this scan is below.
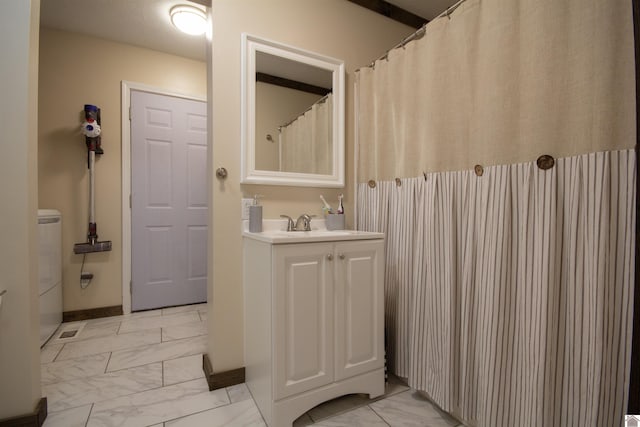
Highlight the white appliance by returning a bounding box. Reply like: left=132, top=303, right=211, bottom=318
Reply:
left=38, top=209, right=62, bottom=346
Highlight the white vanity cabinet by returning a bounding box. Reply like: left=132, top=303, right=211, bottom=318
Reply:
left=243, top=231, right=385, bottom=427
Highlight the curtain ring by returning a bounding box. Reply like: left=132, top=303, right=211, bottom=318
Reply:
left=423, top=172, right=427, bottom=181
left=474, top=165, right=484, bottom=176
left=395, top=178, right=402, bottom=187
left=536, top=155, right=555, bottom=170
left=368, top=179, right=377, bottom=188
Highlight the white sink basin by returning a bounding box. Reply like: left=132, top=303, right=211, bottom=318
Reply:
left=270, top=230, right=356, bottom=237
left=243, top=227, right=383, bottom=244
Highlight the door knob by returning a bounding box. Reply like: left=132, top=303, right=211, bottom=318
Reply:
left=338, top=254, right=345, bottom=260
left=327, top=254, right=333, bottom=261
left=215, top=167, right=228, bottom=179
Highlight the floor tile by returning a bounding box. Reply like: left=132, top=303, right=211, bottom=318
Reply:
left=87, top=378, right=229, bottom=427
left=165, top=398, right=265, bottom=427
left=369, top=390, right=459, bottom=427
left=162, top=321, right=206, bottom=342
left=315, top=405, right=388, bottom=426
left=56, top=329, right=161, bottom=361
left=125, top=309, right=163, bottom=318
left=72, top=322, right=120, bottom=342
left=119, top=312, right=200, bottom=334
left=44, top=363, right=162, bottom=412
left=65, top=317, right=121, bottom=331
left=162, top=303, right=207, bottom=316
left=386, top=374, right=411, bottom=396
left=38, top=304, right=462, bottom=427
left=107, top=335, right=207, bottom=372
left=227, top=383, right=252, bottom=403
left=293, top=413, right=314, bottom=427
left=308, top=393, right=371, bottom=422
left=41, top=343, right=64, bottom=364
left=42, top=404, right=93, bottom=427
left=49, top=320, right=119, bottom=346
left=163, top=354, right=204, bottom=386
left=78, top=310, right=162, bottom=329
left=41, top=353, right=110, bottom=385
left=307, top=376, right=410, bottom=422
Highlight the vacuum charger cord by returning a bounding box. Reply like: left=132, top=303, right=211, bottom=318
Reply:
left=79, top=253, right=93, bottom=289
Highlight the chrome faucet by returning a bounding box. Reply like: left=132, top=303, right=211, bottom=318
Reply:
left=280, top=214, right=312, bottom=231
left=295, top=214, right=312, bottom=231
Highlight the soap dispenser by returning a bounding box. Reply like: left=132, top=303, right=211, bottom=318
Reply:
left=249, top=194, right=263, bottom=232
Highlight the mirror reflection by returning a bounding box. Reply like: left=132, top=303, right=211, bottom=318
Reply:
left=241, top=34, right=345, bottom=187
left=254, top=52, right=333, bottom=174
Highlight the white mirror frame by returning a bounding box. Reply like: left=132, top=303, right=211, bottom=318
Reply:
left=241, top=33, right=345, bottom=187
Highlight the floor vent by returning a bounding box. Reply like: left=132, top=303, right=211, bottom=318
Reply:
left=54, top=322, right=87, bottom=341
left=59, top=330, right=78, bottom=339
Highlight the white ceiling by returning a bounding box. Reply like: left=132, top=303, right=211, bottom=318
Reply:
left=40, top=0, right=208, bottom=61
left=39, top=1, right=458, bottom=63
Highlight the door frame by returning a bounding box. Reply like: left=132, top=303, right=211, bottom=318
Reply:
left=121, top=81, right=206, bottom=314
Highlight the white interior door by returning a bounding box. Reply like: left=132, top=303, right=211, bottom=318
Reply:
left=131, top=90, right=207, bottom=311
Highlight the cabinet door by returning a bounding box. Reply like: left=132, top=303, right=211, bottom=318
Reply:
left=273, top=243, right=334, bottom=399
left=334, top=240, right=385, bottom=380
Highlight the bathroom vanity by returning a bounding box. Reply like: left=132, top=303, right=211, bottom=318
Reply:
left=243, top=226, right=385, bottom=427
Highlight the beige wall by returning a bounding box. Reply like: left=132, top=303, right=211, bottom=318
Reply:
left=255, top=82, right=323, bottom=171
left=208, top=0, right=413, bottom=371
left=38, top=28, right=206, bottom=312
left=0, top=0, right=42, bottom=418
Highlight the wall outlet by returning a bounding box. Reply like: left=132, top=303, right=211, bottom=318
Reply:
left=241, top=198, right=253, bottom=220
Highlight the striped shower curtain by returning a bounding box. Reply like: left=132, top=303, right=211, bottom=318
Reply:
left=357, top=152, right=636, bottom=426
left=355, top=0, right=636, bottom=425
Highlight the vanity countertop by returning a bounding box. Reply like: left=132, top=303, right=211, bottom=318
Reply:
left=242, top=219, right=384, bottom=244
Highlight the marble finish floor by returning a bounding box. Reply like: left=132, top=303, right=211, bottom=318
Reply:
left=41, top=304, right=463, bottom=427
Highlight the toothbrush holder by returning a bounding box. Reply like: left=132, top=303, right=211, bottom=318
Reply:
left=325, top=213, right=345, bottom=231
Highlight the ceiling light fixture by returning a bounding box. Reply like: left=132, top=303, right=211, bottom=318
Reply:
left=170, top=5, right=207, bottom=36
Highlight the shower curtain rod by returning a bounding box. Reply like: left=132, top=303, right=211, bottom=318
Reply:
left=359, top=0, right=468, bottom=70
left=278, top=93, right=330, bottom=130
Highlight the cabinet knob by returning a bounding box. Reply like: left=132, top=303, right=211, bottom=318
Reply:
left=327, top=254, right=333, bottom=261
left=339, top=254, right=345, bottom=260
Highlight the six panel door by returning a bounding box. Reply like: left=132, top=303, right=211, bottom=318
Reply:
left=131, top=90, right=208, bottom=311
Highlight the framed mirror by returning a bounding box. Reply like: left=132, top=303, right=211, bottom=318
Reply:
left=241, top=33, right=345, bottom=187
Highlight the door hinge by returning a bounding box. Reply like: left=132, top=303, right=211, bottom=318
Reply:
left=130, top=281, right=132, bottom=295
left=129, top=194, right=132, bottom=208
left=129, top=107, right=132, bottom=121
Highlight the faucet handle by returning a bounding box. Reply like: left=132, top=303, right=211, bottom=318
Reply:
left=280, top=215, right=295, bottom=231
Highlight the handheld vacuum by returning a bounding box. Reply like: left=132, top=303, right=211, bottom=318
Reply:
left=73, top=104, right=112, bottom=254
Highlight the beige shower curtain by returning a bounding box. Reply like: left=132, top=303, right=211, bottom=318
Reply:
left=355, top=0, right=636, bottom=426
left=280, top=93, right=332, bottom=174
